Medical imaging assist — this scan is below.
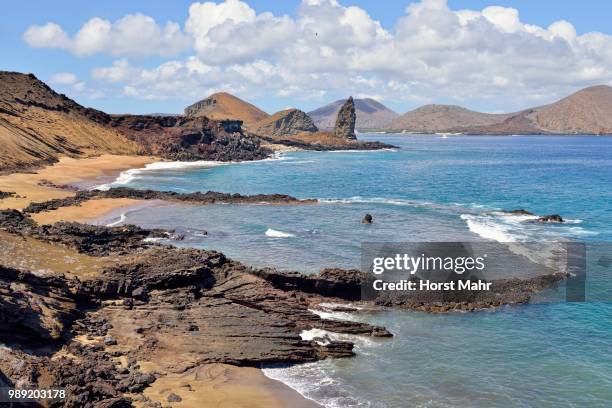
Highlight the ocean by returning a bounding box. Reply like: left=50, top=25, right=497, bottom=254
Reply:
left=96, top=134, right=612, bottom=407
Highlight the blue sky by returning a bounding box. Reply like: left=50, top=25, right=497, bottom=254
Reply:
left=2, top=0, right=612, bottom=115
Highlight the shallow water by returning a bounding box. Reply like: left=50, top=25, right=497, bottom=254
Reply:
left=98, top=134, right=612, bottom=407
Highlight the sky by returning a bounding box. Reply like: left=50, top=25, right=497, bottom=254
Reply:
left=2, top=0, right=612, bottom=115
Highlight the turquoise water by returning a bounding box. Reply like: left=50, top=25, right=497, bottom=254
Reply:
left=100, top=135, right=612, bottom=407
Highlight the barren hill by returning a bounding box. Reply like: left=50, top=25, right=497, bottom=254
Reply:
left=184, top=92, right=269, bottom=128
left=0, top=71, right=137, bottom=171
left=309, top=98, right=398, bottom=130
left=389, top=85, right=612, bottom=135
left=529, top=85, right=612, bottom=134
left=388, top=104, right=512, bottom=133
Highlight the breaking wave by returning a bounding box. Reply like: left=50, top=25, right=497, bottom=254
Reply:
left=265, top=228, right=295, bottom=238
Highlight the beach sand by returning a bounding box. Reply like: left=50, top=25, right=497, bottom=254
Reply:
left=0, top=154, right=157, bottom=220
left=137, top=363, right=320, bottom=408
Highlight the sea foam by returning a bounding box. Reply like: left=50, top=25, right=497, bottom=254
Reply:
left=265, top=228, right=294, bottom=238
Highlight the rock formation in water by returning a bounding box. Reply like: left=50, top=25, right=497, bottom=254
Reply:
left=252, top=108, right=318, bottom=137
left=309, top=98, right=399, bottom=131
left=334, top=97, right=357, bottom=139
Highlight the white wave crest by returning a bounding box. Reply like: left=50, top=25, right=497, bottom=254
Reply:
left=105, top=213, right=127, bottom=227
left=93, top=160, right=229, bottom=190
left=265, top=228, right=295, bottom=238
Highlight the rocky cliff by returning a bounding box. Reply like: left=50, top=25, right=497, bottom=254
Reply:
left=252, top=108, right=318, bottom=137
left=184, top=92, right=269, bottom=128
left=85, top=112, right=271, bottom=162
left=334, top=97, right=357, bottom=139
left=0, top=71, right=138, bottom=172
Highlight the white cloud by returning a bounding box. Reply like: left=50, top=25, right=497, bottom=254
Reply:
left=27, top=0, right=612, bottom=112
left=23, top=23, right=71, bottom=49
left=24, top=14, right=189, bottom=57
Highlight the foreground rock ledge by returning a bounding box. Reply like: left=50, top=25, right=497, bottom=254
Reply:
left=0, top=211, right=389, bottom=407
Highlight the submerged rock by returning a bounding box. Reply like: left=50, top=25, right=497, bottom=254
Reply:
left=504, top=209, right=534, bottom=216
left=537, top=214, right=564, bottom=223
left=362, top=213, right=373, bottom=224
left=334, top=97, right=357, bottom=140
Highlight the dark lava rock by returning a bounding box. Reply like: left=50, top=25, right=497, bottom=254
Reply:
left=334, top=97, right=357, bottom=140
left=0, top=264, right=80, bottom=344
left=372, top=273, right=567, bottom=312
left=83, top=110, right=273, bottom=162
left=167, top=393, right=182, bottom=402
left=537, top=214, right=564, bottom=223
left=253, top=108, right=318, bottom=137
left=104, top=336, right=117, bottom=346
left=362, top=213, right=373, bottom=224
left=0, top=190, right=16, bottom=199
left=23, top=187, right=316, bottom=214
left=0, top=208, right=37, bottom=233
left=253, top=267, right=364, bottom=301
left=504, top=209, right=534, bottom=215
left=33, top=221, right=168, bottom=256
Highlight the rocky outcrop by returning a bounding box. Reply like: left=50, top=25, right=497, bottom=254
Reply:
left=0, top=217, right=393, bottom=405
left=371, top=273, right=567, bottom=312
left=362, top=213, right=373, bottom=224
left=85, top=113, right=272, bottom=162
left=252, top=108, right=318, bottom=137
left=334, top=97, right=357, bottom=139
left=22, top=187, right=316, bottom=214
left=309, top=98, right=399, bottom=131
left=537, top=214, right=564, bottom=223
left=0, top=264, right=80, bottom=344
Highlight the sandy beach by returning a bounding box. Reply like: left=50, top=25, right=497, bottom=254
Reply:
left=0, top=154, right=157, bottom=220
left=137, top=363, right=319, bottom=408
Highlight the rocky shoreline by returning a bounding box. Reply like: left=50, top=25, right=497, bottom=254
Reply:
left=0, top=204, right=569, bottom=407
left=22, top=186, right=317, bottom=215
left=0, top=210, right=390, bottom=407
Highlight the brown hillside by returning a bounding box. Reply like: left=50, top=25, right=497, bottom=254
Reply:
left=388, top=104, right=511, bottom=133
left=184, top=92, right=269, bottom=128
left=0, top=71, right=137, bottom=172
left=531, top=85, right=612, bottom=134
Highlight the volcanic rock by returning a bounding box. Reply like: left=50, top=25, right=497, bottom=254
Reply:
left=362, top=213, right=373, bottom=223
left=22, top=187, right=317, bottom=215
left=334, top=97, right=357, bottom=139
left=252, top=108, right=318, bottom=137
left=537, top=214, right=564, bottom=223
